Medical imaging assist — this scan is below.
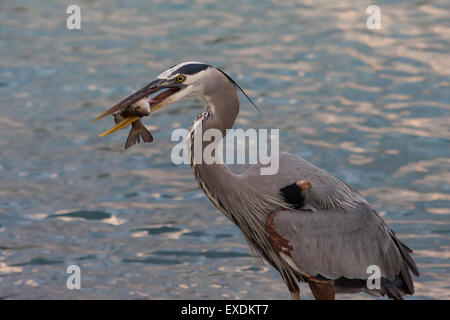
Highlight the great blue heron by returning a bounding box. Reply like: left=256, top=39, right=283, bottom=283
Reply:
left=96, top=62, right=419, bottom=300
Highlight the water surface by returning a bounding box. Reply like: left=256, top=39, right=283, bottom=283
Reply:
left=0, top=0, right=449, bottom=299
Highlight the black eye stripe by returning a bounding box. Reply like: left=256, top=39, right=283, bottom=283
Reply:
left=170, top=63, right=209, bottom=76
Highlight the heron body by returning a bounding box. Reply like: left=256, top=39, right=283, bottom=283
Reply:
left=97, top=62, right=419, bottom=299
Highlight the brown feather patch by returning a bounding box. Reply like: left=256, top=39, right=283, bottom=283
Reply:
left=266, top=212, right=293, bottom=256
left=308, top=279, right=336, bottom=300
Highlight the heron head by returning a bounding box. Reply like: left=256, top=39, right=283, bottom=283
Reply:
left=95, top=62, right=258, bottom=124
left=147, top=61, right=231, bottom=112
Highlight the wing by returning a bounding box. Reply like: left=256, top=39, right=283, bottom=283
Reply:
left=242, top=152, right=368, bottom=213
left=241, top=153, right=418, bottom=297
left=270, top=202, right=419, bottom=290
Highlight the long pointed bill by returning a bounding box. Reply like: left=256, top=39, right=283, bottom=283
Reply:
left=99, top=116, right=140, bottom=137
left=94, top=79, right=165, bottom=122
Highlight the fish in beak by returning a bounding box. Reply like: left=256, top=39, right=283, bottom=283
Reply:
left=95, top=78, right=183, bottom=149
left=94, top=78, right=165, bottom=122
left=98, top=99, right=151, bottom=149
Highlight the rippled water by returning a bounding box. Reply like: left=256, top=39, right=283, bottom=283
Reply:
left=0, top=0, right=449, bottom=299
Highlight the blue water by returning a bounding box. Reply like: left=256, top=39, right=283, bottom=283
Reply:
left=0, top=0, right=449, bottom=299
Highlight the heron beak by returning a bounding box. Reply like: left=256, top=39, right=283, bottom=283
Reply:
left=96, top=78, right=183, bottom=138
left=98, top=116, right=140, bottom=137
left=94, top=78, right=166, bottom=122
left=148, top=86, right=182, bottom=113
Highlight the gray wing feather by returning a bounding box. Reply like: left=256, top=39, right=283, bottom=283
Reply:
left=273, top=203, right=411, bottom=281
left=240, top=153, right=417, bottom=297
left=242, top=153, right=367, bottom=213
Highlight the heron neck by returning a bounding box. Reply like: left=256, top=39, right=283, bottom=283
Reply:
left=187, top=91, right=291, bottom=274
left=188, top=89, right=241, bottom=217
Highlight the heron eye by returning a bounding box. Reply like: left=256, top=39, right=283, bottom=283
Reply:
left=176, top=75, right=185, bottom=83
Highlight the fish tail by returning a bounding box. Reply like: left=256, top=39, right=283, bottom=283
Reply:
left=139, top=123, right=154, bottom=143
left=124, top=121, right=153, bottom=149
left=125, top=127, right=141, bottom=149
